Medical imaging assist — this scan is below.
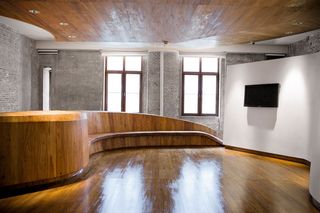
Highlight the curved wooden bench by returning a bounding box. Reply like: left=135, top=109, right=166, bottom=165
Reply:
left=0, top=111, right=222, bottom=190
left=85, top=111, right=216, bottom=135
left=85, top=111, right=222, bottom=155
left=89, top=131, right=223, bottom=155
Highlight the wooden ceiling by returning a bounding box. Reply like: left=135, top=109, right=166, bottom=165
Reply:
left=1, top=0, right=320, bottom=45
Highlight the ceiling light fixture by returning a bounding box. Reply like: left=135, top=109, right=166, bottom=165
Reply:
left=28, top=9, right=40, bottom=14
left=161, top=40, right=169, bottom=47
left=287, top=0, right=305, bottom=8
left=59, top=22, right=69, bottom=26
left=292, top=21, right=303, bottom=26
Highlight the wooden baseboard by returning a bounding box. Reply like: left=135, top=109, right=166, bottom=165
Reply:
left=310, top=193, right=320, bottom=211
left=224, top=145, right=311, bottom=166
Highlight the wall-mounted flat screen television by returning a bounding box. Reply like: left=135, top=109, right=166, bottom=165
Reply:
left=244, top=83, right=279, bottom=107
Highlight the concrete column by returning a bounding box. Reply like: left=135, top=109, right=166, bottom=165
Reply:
left=160, top=51, right=164, bottom=116
left=146, top=51, right=160, bottom=115
left=163, top=51, right=180, bottom=117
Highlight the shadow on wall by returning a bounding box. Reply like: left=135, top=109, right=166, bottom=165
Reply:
left=247, top=107, right=278, bottom=130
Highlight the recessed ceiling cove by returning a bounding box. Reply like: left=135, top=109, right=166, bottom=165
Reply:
left=0, top=16, right=54, bottom=40
left=0, top=0, right=320, bottom=44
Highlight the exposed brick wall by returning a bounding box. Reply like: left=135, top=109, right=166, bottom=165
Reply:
left=143, top=51, right=224, bottom=133
left=38, top=51, right=104, bottom=110
left=179, top=58, right=226, bottom=135
left=163, top=52, right=180, bottom=117
left=37, top=51, right=149, bottom=112
left=145, top=52, right=160, bottom=114
left=0, top=23, right=276, bottom=134
left=0, top=24, right=38, bottom=112
left=288, top=31, right=320, bottom=56
left=141, top=55, right=148, bottom=113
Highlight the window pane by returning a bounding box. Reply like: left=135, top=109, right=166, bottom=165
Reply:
left=107, top=56, right=123, bottom=71
left=183, top=57, right=200, bottom=72
left=202, top=76, right=217, bottom=114
left=107, top=74, right=122, bottom=112
left=125, top=56, right=142, bottom=71
left=202, top=57, right=218, bottom=73
left=126, top=74, right=140, bottom=112
left=184, top=75, right=198, bottom=113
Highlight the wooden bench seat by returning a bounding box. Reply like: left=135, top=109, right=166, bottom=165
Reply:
left=89, top=131, right=223, bottom=155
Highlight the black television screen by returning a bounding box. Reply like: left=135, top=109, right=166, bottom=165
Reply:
left=244, top=83, right=279, bottom=107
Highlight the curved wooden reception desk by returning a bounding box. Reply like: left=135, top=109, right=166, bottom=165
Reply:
left=0, top=111, right=89, bottom=188
left=0, top=111, right=221, bottom=189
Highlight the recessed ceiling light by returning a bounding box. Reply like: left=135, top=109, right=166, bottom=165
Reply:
left=59, top=22, right=69, bottom=26
left=28, top=9, right=40, bottom=14
left=285, top=31, right=293, bottom=35
left=287, top=0, right=305, bottom=8
left=162, top=40, right=169, bottom=45
left=292, top=21, right=303, bottom=26
left=68, top=35, right=76, bottom=39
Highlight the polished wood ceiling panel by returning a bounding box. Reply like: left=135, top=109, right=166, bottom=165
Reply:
left=0, top=0, right=320, bottom=44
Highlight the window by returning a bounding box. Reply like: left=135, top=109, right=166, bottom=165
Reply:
left=105, top=56, right=142, bottom=112
left=182, top=56, right=219, bottom=116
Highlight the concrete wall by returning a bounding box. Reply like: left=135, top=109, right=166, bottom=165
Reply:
left=289, top=31, right=320, bottom=56
left=0, top=23, right=38, bottom=112
left=39, top=50, right=104, bottom=110
left=223, top=52, right=320, bottom=203
left=226, top=53, right=266, bottom=65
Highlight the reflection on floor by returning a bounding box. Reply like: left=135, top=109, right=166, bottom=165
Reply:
left=0, top=148, right=317, bottom=213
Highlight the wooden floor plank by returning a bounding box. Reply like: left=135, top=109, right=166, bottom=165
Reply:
left=0, top=148, right=317, bottom=213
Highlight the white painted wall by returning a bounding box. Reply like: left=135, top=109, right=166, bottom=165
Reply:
left=224, top=51, right=320, bottom=203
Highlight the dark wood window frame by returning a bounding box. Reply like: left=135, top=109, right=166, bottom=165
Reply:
left=181, top=57, right=220, bottom=116
left=105, top=56, right=142, bottom=112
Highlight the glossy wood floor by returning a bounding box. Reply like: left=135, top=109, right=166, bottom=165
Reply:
left=0, top=148, right=317, bottom=213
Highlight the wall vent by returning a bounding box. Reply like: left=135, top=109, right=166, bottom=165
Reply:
left=37, top=49, right=58, bottom=55
left=265, top=53, right=286, bottom=60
